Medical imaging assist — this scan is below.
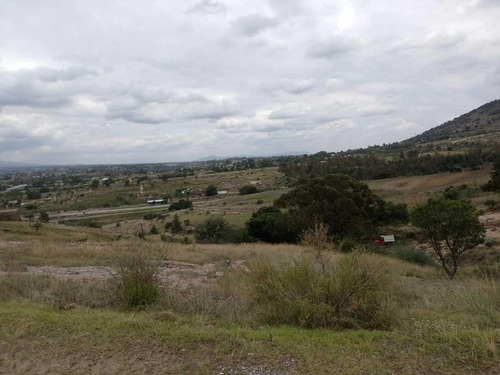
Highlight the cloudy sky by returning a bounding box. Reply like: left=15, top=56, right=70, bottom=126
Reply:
left=1, top=0, right=499, bottom=164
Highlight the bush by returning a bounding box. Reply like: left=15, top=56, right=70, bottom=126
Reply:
left=169, top=199, right=193, bottom=211
left=389, top=246, right=435, bottom=266
left=247, top=207, right=299, bottom=243
left=485, top=200, right=498, bottom=210
left=114, top=244, right=165, bottom=308
left=364, top=244, right=435, bottom=266
left=143, top=213, right=158, bottom=220
left=0, top=211, right=20, bottom=221
left=195, top=217, right=231, bottom=243
left=80, top=219, right=101, bottom=228
left=239, top=185, right=258, bottom=195
left=150, top=225, right=159, bottom=235
left=170, top=213, right=183, bottom=234
left=339, top=238, right=357, bottom=253
left=38, top=210, right=50, bottom=223
left=205, top=185, right=218, bottom=196
left=443, top=186, right=460, bottom=200
left=26, top=190, right=41, bottom=200
left=246, top=252, right=391, bottom=329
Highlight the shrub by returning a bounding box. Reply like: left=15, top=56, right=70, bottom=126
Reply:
left=205, top=185, right=218, bottom=196
left=485, top=200, right=498, bottom=210
left=80, top=219, right=101, bottom=228
left=170, top=213, right=183, bottom=234
left=256, top=199, right=264, bottom=205
left=246, top=252, right=391, bottom=329
left=169, top=199, right=193, bottom=211
left=195, top=216, right=231, bottom=243
left=0, top=211, right=20, bottom=221
left=150, top=225, right=159, bottom=235
left=239, top=185, right=258, bottom=195
left=389, top=246, right=434, bottom=267
left=338, top=238, right=357, bottom=253
left=26, top=190, right=41, bottom=200
left=143, top=213, right=158, bottom=220
left=364, top=244, right=435, bottom=267
left=114, top=244, right=166, bottom=309
left=443, top=186, right=460, bottom=200
left=38, top=210, right=50, bottom=223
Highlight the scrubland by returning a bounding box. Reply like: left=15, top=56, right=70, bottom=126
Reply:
left=0, top=229, right=499, bottom=374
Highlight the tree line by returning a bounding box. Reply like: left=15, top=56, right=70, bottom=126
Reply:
left=279, top=147, right=500, bottom=180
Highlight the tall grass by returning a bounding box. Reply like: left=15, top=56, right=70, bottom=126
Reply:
left=246, top=252, right=392, bottom=329
left=113, top=242, right=168, bottom=308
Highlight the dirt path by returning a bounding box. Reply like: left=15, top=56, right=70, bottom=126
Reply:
left=0, top=339, right=297, bottom=375
left=0, top=261, right=229, bottom=291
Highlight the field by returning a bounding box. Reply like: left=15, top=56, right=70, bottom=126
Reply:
left=368, top=167, right=493, bottom=206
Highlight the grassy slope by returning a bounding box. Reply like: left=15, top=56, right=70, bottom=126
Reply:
left=0, top=301, right=498, bottom=375
left=367, top=167, right=493, bottom=206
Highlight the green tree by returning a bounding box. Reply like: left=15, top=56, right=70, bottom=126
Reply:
left=276, top=174, right=394, bottom=239
left=482, top=157, right=500, bottom=192
left=168, top=199, right=193, bottom=211
left=26, top=190, right=41, bottom=200
left=205, top=185, right=218, bottom=196
left=38, top=210, right=50, bottom=223
left=149, top=224, right=159, bottom=235
left=170, top=213, right=183, bottom=234
left=90, top=179, right=99, bottom=189
left=239, top=185, right=258, bottom=195
left=195, top=217, right=230, bottom=243
left=411, top=198, right=485, bottom=278
left=247, top=207, right=299, bottom=243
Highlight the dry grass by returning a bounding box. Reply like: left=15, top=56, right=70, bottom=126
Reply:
left=0, top=238, right=304, bottom=268
left=368, top=167, right=492, bottom=206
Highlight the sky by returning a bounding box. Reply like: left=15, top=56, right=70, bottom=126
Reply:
left=0, top=0, right=499, bottom=165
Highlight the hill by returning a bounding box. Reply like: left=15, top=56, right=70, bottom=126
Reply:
left=407, top=99, right=500, bottom=144
left=280, top=100, right=500, bottom=180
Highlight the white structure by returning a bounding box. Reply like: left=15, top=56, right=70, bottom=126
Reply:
left=217, top=190, right=228, bottom=195
left=147, top=199, right=166, bottom=205
left=381, top=235, right=395, bottom=243
left=6, top=184, right=29, bottom=192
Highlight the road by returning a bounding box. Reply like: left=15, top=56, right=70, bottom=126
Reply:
left=48, top=204, right=170, bottom=221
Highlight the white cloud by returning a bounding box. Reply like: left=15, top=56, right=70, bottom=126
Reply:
left=230, top=14, right=281, bottom=37
left=0, top=0, right=498, bottom=163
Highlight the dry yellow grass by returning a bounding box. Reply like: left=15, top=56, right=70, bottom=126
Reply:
left=368, top=167, right=492, bottom=206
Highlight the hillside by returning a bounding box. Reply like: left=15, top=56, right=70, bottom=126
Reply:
left=407, top=99, right=500, bottom=144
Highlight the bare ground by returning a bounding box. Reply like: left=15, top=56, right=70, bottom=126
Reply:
left=0, top=260, right=245, bottom=292
left=0, top=339, right=298, bottom=375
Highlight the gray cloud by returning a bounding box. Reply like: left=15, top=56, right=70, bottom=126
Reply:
left=230, top=14, right=281, bottom=36
left=308, top=34, right=362, bottom=59
left=187, top=0, right=226, bottom=14
left=0, top=0, right=498, bottom=164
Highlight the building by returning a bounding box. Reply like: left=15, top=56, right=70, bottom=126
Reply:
left=147, top=199, right=166, bottom=205
left=6, top=184, right=29, bottom=192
